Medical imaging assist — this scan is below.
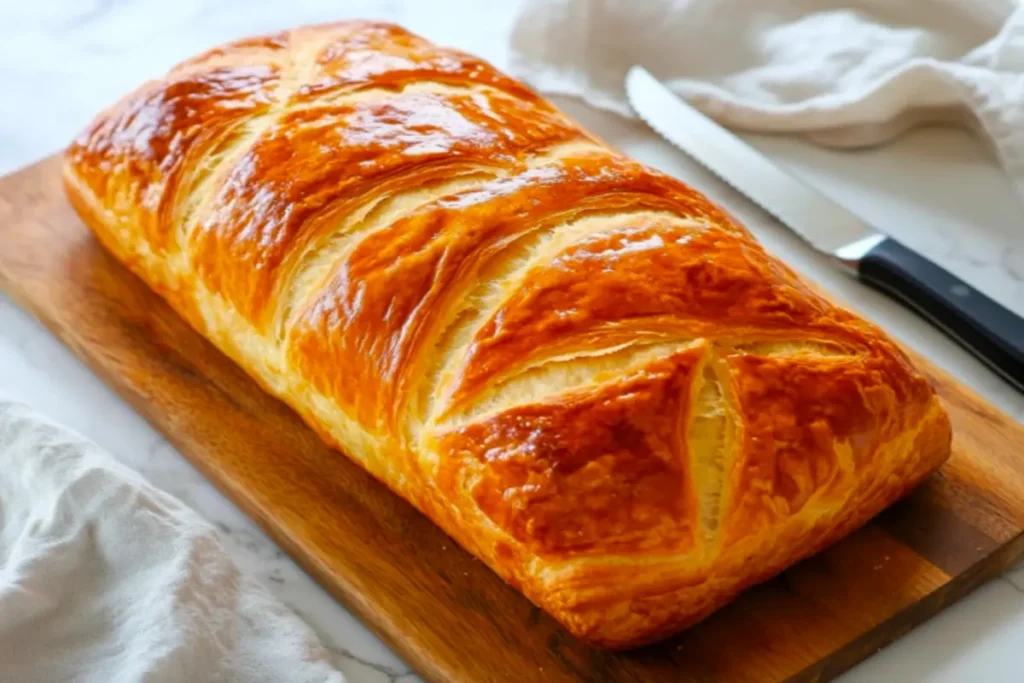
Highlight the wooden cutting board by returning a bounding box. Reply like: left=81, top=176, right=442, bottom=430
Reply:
left=3, top=154, right=1024, bottom=683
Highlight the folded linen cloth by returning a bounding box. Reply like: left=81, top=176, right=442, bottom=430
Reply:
left=510, top=0, right=1024, bottom=208
left=0, top=399, right=345, bottom=683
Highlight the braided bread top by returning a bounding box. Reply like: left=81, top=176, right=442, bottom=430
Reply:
left=64, top=21, right=950, bottom=648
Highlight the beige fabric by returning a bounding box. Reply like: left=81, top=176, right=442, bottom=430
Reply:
left=511, top=0, right=1024, bottom=209
left=0, top=399, right=345, bottom=683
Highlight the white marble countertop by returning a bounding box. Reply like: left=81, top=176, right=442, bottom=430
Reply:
left=2, top=2, right=1024, bottom=681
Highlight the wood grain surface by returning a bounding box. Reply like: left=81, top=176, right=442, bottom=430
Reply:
left=3, top=155, right=1024, bottom=683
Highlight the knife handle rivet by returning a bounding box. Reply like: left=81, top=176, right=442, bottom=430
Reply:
left=951, top=284, right=971, bottom=298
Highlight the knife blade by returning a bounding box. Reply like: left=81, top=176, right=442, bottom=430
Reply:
left=625, top=65, right=1024, bottom=392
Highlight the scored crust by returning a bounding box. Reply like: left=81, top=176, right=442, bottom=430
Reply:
left=62, top=20, right=951, bottom=648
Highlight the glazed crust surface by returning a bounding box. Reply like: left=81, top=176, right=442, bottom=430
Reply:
left=63, top=21, right=952, bottom=648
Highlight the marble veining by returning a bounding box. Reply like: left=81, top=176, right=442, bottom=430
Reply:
left=2, top=1, right=1024, bottom=681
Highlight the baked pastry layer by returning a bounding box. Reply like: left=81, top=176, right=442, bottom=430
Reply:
left=63, top=21, right=952, bottom=648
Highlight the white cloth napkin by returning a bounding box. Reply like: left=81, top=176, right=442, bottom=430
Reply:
left=0, top=400, right=345, bottom=683
left=510, top=0, right=1024, bottom=208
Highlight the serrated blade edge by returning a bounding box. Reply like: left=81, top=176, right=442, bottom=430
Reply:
left=624, top=65, right=879, bottom=257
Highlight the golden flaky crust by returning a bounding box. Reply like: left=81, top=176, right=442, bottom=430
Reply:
left=62, top=21, right=952, bottom=648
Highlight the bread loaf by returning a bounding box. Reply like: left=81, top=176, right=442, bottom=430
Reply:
left=62, top=21, right=952, bottom=649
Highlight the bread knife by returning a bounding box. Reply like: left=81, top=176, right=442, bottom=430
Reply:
left=625, top=65, right=1024, bottom=393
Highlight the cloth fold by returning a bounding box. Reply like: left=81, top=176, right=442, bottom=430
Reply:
left=0, top=400, right=345, bottom=683
left=510, top=0, right=1024, bottom=208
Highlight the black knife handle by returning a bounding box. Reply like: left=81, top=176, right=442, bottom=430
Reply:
left=856, top=237, right=1024, bottom=392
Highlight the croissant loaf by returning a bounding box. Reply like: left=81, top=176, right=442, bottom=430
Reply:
left=63, top=21, right=952, bottom=648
